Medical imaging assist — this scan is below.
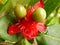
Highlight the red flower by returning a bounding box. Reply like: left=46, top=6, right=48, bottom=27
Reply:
left=8, top=0, right=46, bottom=40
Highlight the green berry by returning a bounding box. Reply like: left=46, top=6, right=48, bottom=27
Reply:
left=32, top=8, right=46, bottom=22
left=14, top=4, right=26, bottom=19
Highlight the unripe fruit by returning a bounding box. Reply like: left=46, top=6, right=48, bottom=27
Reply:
left=32, top=8, right=46, bottom=22
left=14, top=4, right=26, bottom=19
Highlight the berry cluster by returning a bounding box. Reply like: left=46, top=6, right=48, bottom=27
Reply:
left=8, top=0, right=47, bottom=40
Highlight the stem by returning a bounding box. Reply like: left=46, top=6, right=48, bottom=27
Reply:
left=32, top=38, right=37, bottom=45
left=0, top=42, right=15, bottom=45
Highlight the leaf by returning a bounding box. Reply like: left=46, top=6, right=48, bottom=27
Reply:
left=17, top=0, right=31, bottom=6
left=47, top=17, right=57, bottom=26
left=25, top=39, right=31, bottom=45
left=18, top=0, right=47, bottom=7
left=28, top=0, right=39, bottom=6
left=36, top=36, right=46, bottom=45
left=28, top=0, right=47, bottom=6
left=44, top=0, right=47, bottom=3
left=15, top=39, right=31, bottom=45
left=0, top=38, right=4, bottom=41
left=0, top=5, right=3, bottom=10
left=0, top=0, right=18, bottom=18
left=37, top=24, right=60, bottom=45
left=44, top=0, right=60, bottom=17
left=1, top=0, right=8, bottom=5
left=0, top=15, right=18, bottom=42
left=43, top=24, right=60, bottom=45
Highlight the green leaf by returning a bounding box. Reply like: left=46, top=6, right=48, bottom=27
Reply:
left=25, top=39, right=31, bottom=45
left=36, top=36, right=46, bottom=45
left=28, top=0, right=47, bottom=6
left=15, top=39, right=31, bottom=45
left=44, top=0, right=60, bottom=17
left=17, top=0, right=31, bottom=6
left=1, top=0, right=8, bottom=5
left=43, top=24, right=60, bottom=45
left=44, top=0, right=47, bottom=3
left=0, top=38, right=4, bottom=41
left=37, top=24, right=60, bottom=45
left=0, top=0, right=18, bottom=18
left=0, top=5, right=3, bottom=10
left=18, top=0, right=47, bottom=6
left=47, top=17, right=57, bottom=26
left=0, top=15, right=18, bottom=42
left=29, top=0, right=39, bottom=6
